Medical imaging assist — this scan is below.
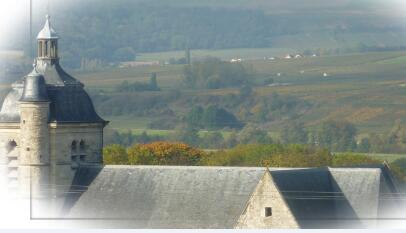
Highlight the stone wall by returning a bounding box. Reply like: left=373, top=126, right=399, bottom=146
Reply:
left=235, top=171, right=299, bottom=228
left=19, top=102, right=50, bottom=165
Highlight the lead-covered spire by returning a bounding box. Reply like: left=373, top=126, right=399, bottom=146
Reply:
left=37, top=15, right=59, bottom=63
left=37, top=15, right=59, bottom=40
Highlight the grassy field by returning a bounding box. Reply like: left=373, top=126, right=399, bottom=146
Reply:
left=136, top=48, right=296, bottom=62
left=77, top=50, right=406, bottom=136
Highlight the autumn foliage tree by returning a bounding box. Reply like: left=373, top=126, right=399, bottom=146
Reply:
left=103, top=144, right=128, bottom=165
left=127, top=141, right=206, bottom=165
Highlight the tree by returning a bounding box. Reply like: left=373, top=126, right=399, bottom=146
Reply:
left=186, top=106, right=204, bottom=128
left=280, top=122, right=308, bottom=144
left=201, top=131, right=225, bottom=149
left=127, top=142, right=206, bottom=165
left=149, top=73, right=160, bottom=91
left=202, top=106, right=242, bottom=129
left=103, top=144, right=128, bottom=164
left=317, top=120, right=357, bottom=152
left=239, top=85, right=253, bottom=100
left=172, top=125, right=200, bottom=146
left=331, top=153, right=380, bottom=167
left=238, top=124, right=273, bottom=144
left=357, top=138, right=371, bottom=153
left=390, top=158, right=406, bottom=182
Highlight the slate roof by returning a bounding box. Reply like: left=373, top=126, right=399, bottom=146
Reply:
left=0, top=61, right=106, bottom=124
left=65, top=166, right=265, bottom=228
left=19, top=68, right=49, bottom=102
left=62, top=165, right=402, bottom=229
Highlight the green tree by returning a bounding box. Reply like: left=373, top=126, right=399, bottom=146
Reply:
left=172, top=125, right=200, bottom=146
left=280, top=122, right=308, bottom=144
left=103, top=144, right=128, bottom=165
left=357, top=138, right=371, bottom=153
left=238, top=124, right=272, bottom=144
left=317, top=120, right=357, bottom=152
left=201, top=131, right=224, bottom=149
left=149, top=73, right=160, bottom=91
left=331, top=153, right=380, bottom=167
left=202, top=105, right=242, bottom=129
left=186, top=106, right=204, bottom=128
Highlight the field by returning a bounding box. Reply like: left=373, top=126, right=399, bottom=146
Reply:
left=72, top=50, right=406, bottom=136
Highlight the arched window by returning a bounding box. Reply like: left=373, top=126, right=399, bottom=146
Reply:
left=44, top=41, right=48, bottom=57
left=71, top=140, right=77, bottom=152
left=38, top=41, right=43, bottom=57
left=79, top=140, right=85, bottom=152
left=79, top=140, right=86, bottom=162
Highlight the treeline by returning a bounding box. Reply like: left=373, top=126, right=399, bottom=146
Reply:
left=104, top=125, right=270, bottom=149
left=280, top=120, right=406, bottom=154
left=102, top=142, right=406, bottom=182
left=105, top=119, right=406, bottom=155
left=185, top=105, right=243, bottom=130
left=115, top=73, right=160, bottom=92
left=90, top=86, right=308, bottom=127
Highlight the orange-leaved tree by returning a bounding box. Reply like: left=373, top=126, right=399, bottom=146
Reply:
left=127, top=141, right=206, bottom=165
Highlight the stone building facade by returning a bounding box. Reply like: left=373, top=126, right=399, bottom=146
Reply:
left=0, top=15, right=107, bottom=197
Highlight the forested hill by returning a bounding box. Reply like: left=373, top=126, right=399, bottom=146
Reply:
left=16, top=0, right=406, bottom=68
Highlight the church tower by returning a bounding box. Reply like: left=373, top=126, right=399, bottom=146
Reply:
left=0, top=15, right=107, bottom=215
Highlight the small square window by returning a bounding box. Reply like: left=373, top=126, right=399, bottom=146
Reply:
left=265, top=207, right=272, bottom=217
left=80, top=155, right=86, bottom=162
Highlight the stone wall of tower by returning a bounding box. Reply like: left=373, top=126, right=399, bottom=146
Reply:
left=19, top=102, right=50, bottom=165
left=18, top=102, right=50, bottom=197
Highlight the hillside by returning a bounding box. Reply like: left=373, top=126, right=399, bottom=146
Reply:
left=6, top=0, right=406, bottom=69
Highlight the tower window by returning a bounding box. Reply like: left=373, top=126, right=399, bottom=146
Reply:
left=6, top=140, right=17, bottom=153
left=79, top=140, right=85, bottom=152
left=71, top=141, right=77, bottom=152
left=265, top=207, right=272, bottom=217
left=44, top=41, right=48, bottom=57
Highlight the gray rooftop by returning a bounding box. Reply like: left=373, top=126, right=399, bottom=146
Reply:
left=61, top=165, right=402, bottom=229
left=0, top=61, right=105, bottom=124
left=65, top=166, right=265, bottom=228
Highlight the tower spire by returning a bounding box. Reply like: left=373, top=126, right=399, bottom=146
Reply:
left=36, top=15, right=59, bottom=65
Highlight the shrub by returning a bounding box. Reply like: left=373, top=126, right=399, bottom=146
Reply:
left=389, top=158, right=406, bottom=182
left=103, top=144, right=128, bottom=165
left=331, top=153, right=380, bottom=167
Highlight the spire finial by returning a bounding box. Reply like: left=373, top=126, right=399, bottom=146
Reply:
left=32, top=59, right=38, bottom=73
left=46, top=14, right=50, bottom=20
